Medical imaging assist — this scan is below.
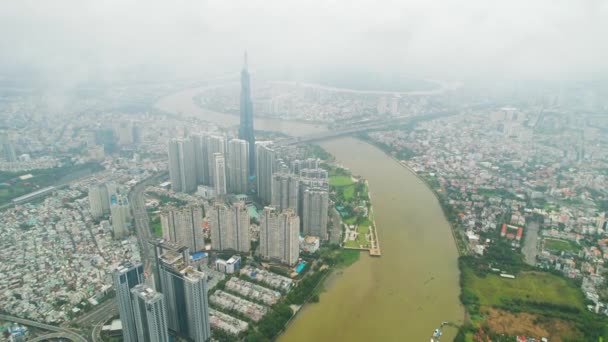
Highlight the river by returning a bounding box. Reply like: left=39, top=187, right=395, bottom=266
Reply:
left=156, top=87, right=463, bottom=341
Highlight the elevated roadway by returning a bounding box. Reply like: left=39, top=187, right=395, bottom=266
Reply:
left=0, top=314, right=87, bottom=342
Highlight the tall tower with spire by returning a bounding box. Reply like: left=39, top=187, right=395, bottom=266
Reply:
left=239, top=51, right=256, bottom=178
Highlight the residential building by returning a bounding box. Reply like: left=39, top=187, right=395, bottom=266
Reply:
left=259, top=207, right=300, bottom=266
left=208, top=201, right=250, bottom=253
left=271, top=172, right=299, bottom=211
left=214, top=153, right=227, bottom=196
left=89, top=184, right=110, bottom=218
left=206, top=135, right=226, bottom=187
left=256, top=143, right=275, bottom=205
left=168, top=138, right=197, bottom=193
left=110, top=194, right=131, bottom=239
left=302, top=188, right=329, bottom=240
left=130, top=285, right=169, bottom=342
left=114, top=262, right=145, bottom=342
left=191, top=133, right=209, bottom=185
left=160, top=205, right=205, bottom=253
left=158, top=245, right=211, bottom=342
left=227, top=138, right=249, bottom=194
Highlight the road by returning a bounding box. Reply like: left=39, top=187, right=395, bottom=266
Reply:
left=72, top=298, right=117, bottom=327
left=0, top=314, right=87, bottom=342
left=128, top=172, right=167, bottom=283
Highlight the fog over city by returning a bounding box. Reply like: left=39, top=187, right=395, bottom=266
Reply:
left=3, top=1, right=608, bottom=342
left=2, top=0, right=608, bottom=86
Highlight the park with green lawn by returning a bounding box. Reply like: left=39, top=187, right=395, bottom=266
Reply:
left=328, top=166, right=377, bottom=251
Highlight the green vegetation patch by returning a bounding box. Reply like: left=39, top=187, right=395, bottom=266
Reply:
left=0, top=162, right=103, bottom=205
left=544, top=238, right=581, bottom=253
left=329, top=176, right=354, bottom=187
left=461, top=261, right=585, bottom=318
left=150, top=216, right=162, bottom=237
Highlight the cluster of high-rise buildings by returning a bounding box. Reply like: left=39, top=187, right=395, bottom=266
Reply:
left=88, top=182, right=132, bottom=239
left=162, top=55, right=331, bottom=269
left=114, top=243, right=211, bottom=342
left=168, top=134, right=249, bottom=196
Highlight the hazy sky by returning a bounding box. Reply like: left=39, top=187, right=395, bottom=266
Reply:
left=1, top=0, right=607, bottom=84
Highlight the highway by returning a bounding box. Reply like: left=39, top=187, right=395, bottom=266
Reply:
left=0, top=314, right=87, bottom=342
left=128, top=172, right=168, bottom=282
left=72, top=298, right=117, bottom=328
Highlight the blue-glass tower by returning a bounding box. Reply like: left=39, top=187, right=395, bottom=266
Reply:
left=239, top=52, right=256, bottom=177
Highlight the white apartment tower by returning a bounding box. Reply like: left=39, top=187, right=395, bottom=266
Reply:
left=161, top=205, right=205, bottom=253
left=256, top=143, right=275, bottom=205
left=130, top=284, right=170, bottom=342
left=259, top=207, right=300, bottom=266
left=168, top=138, right=197, bottom=193
left=302, top=188, right=329, bottom=240
left=208, top=201, right=250, bottom=253
left=271, top=172, right=299, bottom=212
left=227, top=138, right=249, bottom=194
left=213, top=153, right=227, bottom=196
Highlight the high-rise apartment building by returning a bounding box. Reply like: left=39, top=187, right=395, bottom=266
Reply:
left=157, top=245, right=211, bottom=342
left=168, top=138, right=197, bottom=193
left=213, top=153, right=227, bottom=196
left=302, top=188, right=329, bottom=240
left=271, top=173, right=299, bottom=212
left=259, top=207, right=299, bottom=266
left=89, top=184, right=110, bottom=218
left=130, top=284, right=170, bottom=342
left=227, top=138, right=249, bottom=194
left=114, top=262, right=145, bottom=342
left=110, top=194, right=131, bottom=239
left=206, top=135, right=226, bottom=187
left=160, top=205, right=205, bottom=253
left=208, top=201, right=250, bottom=253
left=256, top=143, right=275, bottom=205
left=191, top=133, right=209, bottom=185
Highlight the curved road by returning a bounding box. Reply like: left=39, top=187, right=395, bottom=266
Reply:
left=0, top=314, right=87, bottom=342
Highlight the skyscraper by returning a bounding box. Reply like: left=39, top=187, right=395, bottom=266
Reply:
left=206, top=135, right=226, bottom=187
left=191, top=133, right=209, bottom=185
left=256, top=143, right=275, bottom=205
left=88, top=184, right=110, bottom=218
left=239, top=52, right=256, bottom=176
left=114, top=262, right=145, bottom=342
left=213, top=153, right=227, bottom=196
left=208, top=201, right=250, bottom=253
left=271, top=173, right=299, bottom=212
left=227, top=138, right=249, bottom=194
left=302, top=188, right=330, bottom=240
left=259, top=207, right=300, bottom=266
left=110, top=194, right=131, bottom=239
left=158, top=245, right=211, bottom=342
left=160, top=205, right=205, bottom=253
left=168, top=138, right=197, bottom=193
left=130, top=284, right=170, bottom=342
